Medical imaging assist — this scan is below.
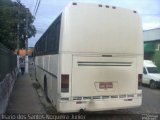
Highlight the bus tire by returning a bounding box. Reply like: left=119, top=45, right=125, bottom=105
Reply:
left=150, top=80, right=157, bottom=89
left=44, top=76, right=51, bottom=102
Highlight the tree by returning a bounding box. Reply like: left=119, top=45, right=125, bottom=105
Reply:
left=0, top=0, right=36, bottom=50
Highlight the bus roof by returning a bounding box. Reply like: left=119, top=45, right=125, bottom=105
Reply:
left=59, top=2, right=143, bottom=54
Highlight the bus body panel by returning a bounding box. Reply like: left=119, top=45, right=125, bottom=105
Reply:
left=59, top=54, right=72, bottom=98
left=58, top=94, right=142, bottom=113
left=57, top=53, right=142, bottom=112
left=35, top=55, right=59, bottom=106
left=71, top=55, right=137, bottom=96
left=59, top=3, right=143, bottom=55
left=35, top=2, right=143, bottom=113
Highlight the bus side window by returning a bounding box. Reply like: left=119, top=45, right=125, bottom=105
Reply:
left=54, top=21, right=61, bottom=52
left=143, top=67, right=147, bottom=74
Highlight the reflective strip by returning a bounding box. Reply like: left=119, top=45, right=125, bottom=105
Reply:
left=60, top=94, right=140, bottom=102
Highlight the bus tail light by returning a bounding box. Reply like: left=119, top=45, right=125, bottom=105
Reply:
left=138, top=74, right=142, bottom=86
left=61, top=74, right=69, bottom=92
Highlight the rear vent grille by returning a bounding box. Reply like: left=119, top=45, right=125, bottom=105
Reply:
left=102, top=55, right=112, bottom=57
left=93, top=96, right=101, bottom=99
left=61, top=97, right=69, bottom=101
left=111, top=95, right=118, bottom=98
left=102, top=96, right=110, bottom=99
left=68, top=94, right=138, bottom=101
left=73, top=97, right=82, bottom=100
left=119, top=95, right=126, bottom=98
left=83, top=97, right=91, bottom=100
left=78, top=62, right=132, bottom=66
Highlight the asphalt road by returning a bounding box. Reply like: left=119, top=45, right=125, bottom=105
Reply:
left=29, top=62, right=160, bottom=120
left=127, top=85, right=160, bottom=114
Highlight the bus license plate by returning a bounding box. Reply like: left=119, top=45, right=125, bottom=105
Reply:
left=99, top=82, right=113, bottom=89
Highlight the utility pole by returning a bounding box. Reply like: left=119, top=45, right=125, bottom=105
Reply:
left=25, top=9, right=29, bottom=73
left=16, top=0, right=20, bottom=72
left=17, top=23, right=20, bottom=72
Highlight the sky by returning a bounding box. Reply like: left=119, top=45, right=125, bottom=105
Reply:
left=20, top=0, right=160, bottom=47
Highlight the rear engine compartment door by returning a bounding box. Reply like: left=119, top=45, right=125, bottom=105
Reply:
left=71, top=55, right=137, bottom=96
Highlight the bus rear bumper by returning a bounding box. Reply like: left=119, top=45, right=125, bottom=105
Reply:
left=58, top=97, right=142, bottom=113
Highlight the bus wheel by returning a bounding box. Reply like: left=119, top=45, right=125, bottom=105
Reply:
left=150, top=80, right=157, bottom=89
left=44, top=76, right=51, bottom=102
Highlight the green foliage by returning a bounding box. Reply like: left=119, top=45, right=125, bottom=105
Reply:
left=152, top=50, right=160, bottom=71
left=0, top=0, right=36, bottom=50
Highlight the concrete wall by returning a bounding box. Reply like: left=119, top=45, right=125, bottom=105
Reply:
left=0, top=68, right=18, bottom=114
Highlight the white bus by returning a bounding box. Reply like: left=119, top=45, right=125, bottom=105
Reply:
left=34, top=2, right=143, bottom=113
